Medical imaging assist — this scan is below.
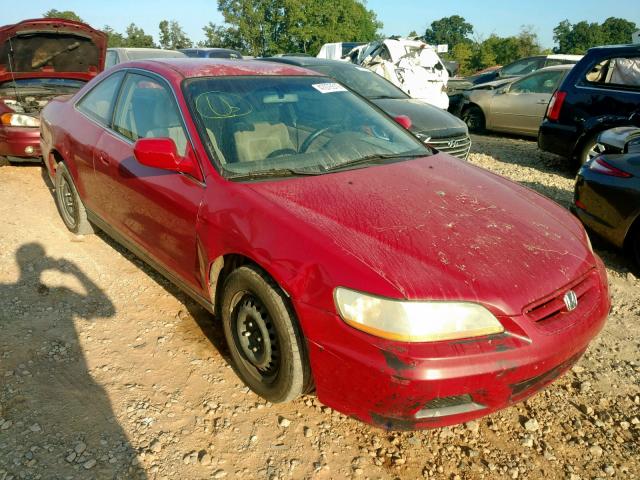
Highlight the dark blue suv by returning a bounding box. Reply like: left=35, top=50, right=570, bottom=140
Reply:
left=538, top=45, right=640, bottom=165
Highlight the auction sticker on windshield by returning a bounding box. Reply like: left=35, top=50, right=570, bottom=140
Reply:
left=312, top=83, right=348, bottom=94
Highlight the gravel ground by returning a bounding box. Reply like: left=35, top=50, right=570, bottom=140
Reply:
left=0, top=134, right=639, bottom=480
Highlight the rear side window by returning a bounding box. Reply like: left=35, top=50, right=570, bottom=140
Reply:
left=585, top=57, right=640, bottom=89
left=112, top=73, right=189, bottom=155
left=76, top=71, right=125, bottom=125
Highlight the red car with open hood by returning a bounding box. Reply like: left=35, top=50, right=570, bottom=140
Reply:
left=0, top=18, right=106, bottom=162
left=40, top=58, right=610, bottom=430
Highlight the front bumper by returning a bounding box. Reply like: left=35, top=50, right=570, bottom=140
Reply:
left=0, top=125, right=41, bottom=160
left=297, top=262, right=610, bottom=430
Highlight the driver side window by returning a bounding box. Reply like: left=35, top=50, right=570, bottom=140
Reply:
left=112, top=73, right=188, bottom=156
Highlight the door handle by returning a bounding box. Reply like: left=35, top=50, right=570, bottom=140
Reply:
left=97, top=152, right=110, bottom=165
left=537, top=100, right=549, bottom=104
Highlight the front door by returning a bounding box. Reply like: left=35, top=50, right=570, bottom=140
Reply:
left=92, top=72, right=206, bottom=292
left=489, top=70, right=565, bottom=136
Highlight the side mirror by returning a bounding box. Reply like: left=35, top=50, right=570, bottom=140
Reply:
left=496, top=84, right=510, bottom=95
left=394, top=115, right=412, bottom=130
left=133, top=138, right=201, bottom=180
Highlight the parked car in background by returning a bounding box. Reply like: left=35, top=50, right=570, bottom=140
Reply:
left=105, top=48, right=185, bottom=68
left=0, top=18, right=106, bottom=162
left=180, top=48, right=242, bottom=59
left=456, top=65, right=573, bottom=137
left=261, top=56, right=471, bottom=159
left=347, top=38, right=450, bottom=110
left=573, top=126, right=640, bottom=269
left=40, top=58, right=609, bottom=430
left=449, top=54, right=583, bottom=96
left=539, top=45, right=640, bottom=166
left=316, top=42, right=365, bottom=60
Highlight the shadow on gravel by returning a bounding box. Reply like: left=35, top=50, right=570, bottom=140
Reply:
left=94, top=230, right=231, bottom=363
left=0, top=243, right=146, bottom=479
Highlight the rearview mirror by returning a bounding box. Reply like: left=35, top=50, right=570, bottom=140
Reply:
left=133, top=138, right=201, bottom=179
left=394, top=115, right=412, bottom=130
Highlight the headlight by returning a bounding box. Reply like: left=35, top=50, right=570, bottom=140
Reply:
left=0, top=113, right=40, bottom=127
left=335, top=288, right=504, bottom=343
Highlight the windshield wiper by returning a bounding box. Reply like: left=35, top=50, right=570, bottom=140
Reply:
left=321, top=152, right=426, bottom=172
left=227, top=167, right=321, bottom=180
left=369, top=95, right=405, bottom=100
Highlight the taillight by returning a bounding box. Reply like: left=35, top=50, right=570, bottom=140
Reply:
left=546, top=91, right=566, bottom=121
left=589, top=157, right=633, bottom=178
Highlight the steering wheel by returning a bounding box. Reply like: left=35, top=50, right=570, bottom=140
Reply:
left=300, top=124, right=342, bottom=153
left=266, top=148, right=298, bottom=159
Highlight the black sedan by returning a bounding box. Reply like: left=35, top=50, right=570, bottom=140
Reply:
left=261, top=56, right=471, bottom=160
left=573, top=127, right=640, bottom=268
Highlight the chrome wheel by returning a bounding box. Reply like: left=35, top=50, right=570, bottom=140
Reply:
left=585, top=141, right=606, bottom=163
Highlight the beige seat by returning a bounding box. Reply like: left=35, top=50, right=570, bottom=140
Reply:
left=146, top=95, right=188, bottom=155
left=233, top=122, right=295, bottom=162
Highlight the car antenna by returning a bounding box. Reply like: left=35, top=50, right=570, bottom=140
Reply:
left=7, top=37, right=23, bottom=105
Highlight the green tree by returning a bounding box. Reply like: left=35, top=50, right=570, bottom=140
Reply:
left=200, top=22, right=227, bottom=47
left=424, top=15, right=473, bottom=48
left=552, top=18, right=635, bottom=54
left=42, top=9, right=84, bottom=22
left=159, top=20, right=193, bottom=50
left=600, top=17, right=637, bottom=45
left=102, top=25, right=127, bottom=47
left=451, top=42, right=473, bottom=75
left=217, top=0, right=381, bottom=56
left=124, top=23, right=156, bottom=48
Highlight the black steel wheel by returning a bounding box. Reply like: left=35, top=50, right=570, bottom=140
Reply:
left=221, top=265, right=312, bottom=402
left=54, top=162, right=94, bottom=235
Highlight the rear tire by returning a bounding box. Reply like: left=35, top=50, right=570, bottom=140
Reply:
left=54, top=162, right=94, bottom=235
left=221, top=265, right=312, bottom=403
left=462, top=105, right=486, bottom=133
left=577, top=133, right=606, bottom=166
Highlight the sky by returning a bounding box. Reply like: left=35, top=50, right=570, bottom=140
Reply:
left=3, top=0, right=640, bottom=49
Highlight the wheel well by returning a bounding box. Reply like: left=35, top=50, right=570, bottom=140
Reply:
left=210, top=254, right=280, bottom=318
left=624, top=213, right=640, bottom=251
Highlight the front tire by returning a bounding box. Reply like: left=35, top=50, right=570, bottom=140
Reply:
left=54, top=162, right=94, bottom=235
left=221, top=265, right=312, bottom=403
left=462, top=105, right=486, bottom=133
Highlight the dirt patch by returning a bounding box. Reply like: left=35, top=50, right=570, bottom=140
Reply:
left=0, top=136, right=638, bottom=479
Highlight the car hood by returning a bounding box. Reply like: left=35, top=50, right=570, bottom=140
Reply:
left=468, top=78, right=513, bottom=91
left=372, top=98, right=467, bottom=138
left=0, top=18, right=107, bottom=83
left=247, top=154, right=594, bottom=315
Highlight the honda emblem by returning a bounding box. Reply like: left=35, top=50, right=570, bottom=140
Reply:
left=563, top=290, right=578, bottom=311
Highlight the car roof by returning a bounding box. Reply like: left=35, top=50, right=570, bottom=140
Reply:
left=118, top=58, right=322, bottom=78
left=538, top=64, right=575, bottom=71
left=547, top=54, right=583, bottom=60
left=260, top=56, right=355, bottom=69
left=587, top=44, right=640, bottom=53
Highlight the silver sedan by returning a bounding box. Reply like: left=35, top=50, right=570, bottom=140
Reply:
left=459, top=65, right=574, bottom=137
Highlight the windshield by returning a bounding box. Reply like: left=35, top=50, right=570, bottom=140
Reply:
left=0, top=78, right=85, bottom=90
left=311, top=64, right=407, bottom=100
left=184, top=75, right=428, bottom=178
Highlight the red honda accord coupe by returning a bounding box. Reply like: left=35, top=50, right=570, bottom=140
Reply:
left=40, top=59, right=610, bottom=430
left=0, top=18, right=106, bottom=162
